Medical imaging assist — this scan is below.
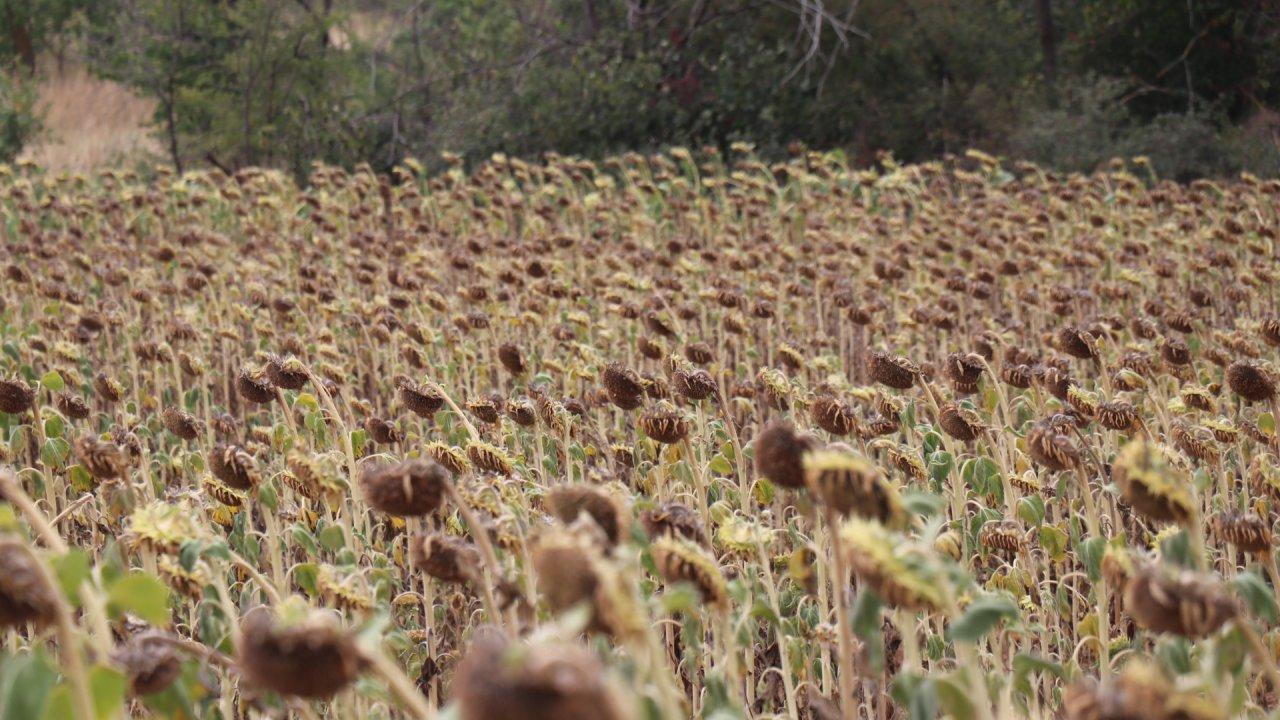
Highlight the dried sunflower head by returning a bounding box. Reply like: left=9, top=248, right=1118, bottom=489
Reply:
left=1111, top=439, right=1194, bottom=525
left=0, top=539, right=58, bottom=629
left=466, top=440, right=514, bottom=476
left=810, top=395, right=859, bottom=436
left=1122, top=563, right=1236, bottom=638
left=127, top=501, right=203, bottom=556
left=754, top=420, right=816, bottom=489
left=868, top=351, right=918, bottom=390
left=452, top=629, right=627, bottom=720
left=410, top=533, right=481, bottom=584
left=0, top=376, right=35, bottom=414
left=112, top=632, right=182, bottom=696
left=839, top=518, right=943, bottom=611
left=1227, top=360, right=1276, bottom=403
left=209, top=443, right=260, bottom=490
left=547, top=484, right=630, bottom=547
left=640, top=502, right=708, bottom=547
left=803, top=449, right=905, bottom=526
left=237, top=598, right=363, bottom=699
left=637, top=404, right=690, bottom=444
left=650, top=535, right=727, bottom=607
left=359, top=458, right=448, bottom=517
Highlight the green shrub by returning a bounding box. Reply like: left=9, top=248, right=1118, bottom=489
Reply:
left=0, top=72, right=40, bottom=163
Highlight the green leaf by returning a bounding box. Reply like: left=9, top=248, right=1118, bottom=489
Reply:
left=40, top=438, right=70, bottom=468
left=749, top=599, right=780, bottom=628
left=890, top=672, right=938, bottom=720
left=68, top=465, right=95, bottom=493
left=107, top=572, right=171, bottom=625
left=928, top=450, right=954, bottom=485
left=42, top=415, right=64, bottom=440
left=1016, top=495, right=1045, bottom=526
left=1011, top=652, right=1066, bottom=699
left=1232, top=569, right=1279, bottom=623
left=1038, top=525, right=1068, bottom=562
left=708, top=454, right=733, bottom=476
left=902, top=489, right=945, bottom=517
left=318, top=524, right=346, bottom=552
left=947, top=594, right=1018, bottom=643
left=1259, top=412, right=1275, bottom=437
left=257, top=482, right=278, bottom=512
left=42, top=665, right=127, bottom=720
left=88, top=666, right=127, bottom=719
left=851, top=589, right=884, bottom=636
left=293, top=563, right=320, bottom=596
left=0, top=649, right=57, bottom=720
left=1214, top=626, right=1248, bottom=676
left=1156, top=636, right=1193, bottom=675
left=39, top=371, right=64, bottom=393
left=50, top=550, right=91, bottom=608
left=1077, top=536, right=1107, bottom=581
left=1159, top=530, right=1194, bottom=569
left=660, top=584, right=698, bottom=614
left=290, top=524, right=319, bottom=556
left=935, top=673, right=976, bottom=720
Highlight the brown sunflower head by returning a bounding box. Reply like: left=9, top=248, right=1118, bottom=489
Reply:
left=409, top=533, right=481, bottom=584
left=209, top=443, right=260, bottom=490
left=497, top=342, right=527, bottom=376
left=112, top=632, right=182, bottom=696
left=1096, top=400, right=1140, bottom=432
left=943, top=352, right=985, bottom=394
left=640, top=502, right=709, bottom=547
left=0, top=539, right=58, bottom=629
left=672, top=367, right=717, bottom=401
left=602, top=363, right=645, bottom=411
left=547, top=484, right=630, bottom=547
left=803, top=449, right=905, bottom=525
left=363, top=416, right=403, bottom=445
left=1213, top=511, right=1272, bottom=554
left=1111, top=439, right=1193, bottom=524
left=265, top=354, right=309, bottom=390
left=1055, top=326, right=1098, bottom=360
left=869, top=351, right=919, bottom=390
left=810, top=396, right=859, bottom=436
left=1026, top=418, right=1079, bottom=472
left=94, top=373, right=125, bottom=404
left=754, top=420, right=815, bottom=489
left=236, top=366, right=277, bottom=404
left=56, top=393, right=90, bottom=420
left=978, top=519, right=1024, bottom=554
left=74, top=435, right=126, bottom=481
left=452, top=629, right=627, bottom=720
left=161, top=406, right=203, bottom=441
left=938, top=402, right=985, bottom=442
left=1122, top=563, right=1236, bottom=638
left=650, top=536, right=727, bottom=606
left=466, top=440, right=514, bottom=476
left=0, top=376, right=35, bottom=414
left=1227, top=360, right=1276, bottom=403
left=236, top=601, right=363, bottom=699
left=396, top=376, right=446, bottom=418
left=359, top=458, right=448, bottom=517
left=638, top=404, right=690, bottom=444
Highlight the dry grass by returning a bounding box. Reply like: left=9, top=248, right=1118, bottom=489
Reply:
left=17, top=64, right=162, bottom=172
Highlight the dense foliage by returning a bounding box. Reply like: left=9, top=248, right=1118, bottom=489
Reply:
left=2, top=0, right=1279, bottom=177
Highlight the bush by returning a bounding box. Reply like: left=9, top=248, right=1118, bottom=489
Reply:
left=1012, top=76, right=1280, bottom=180
left=0, top=73, right=40, bottom=163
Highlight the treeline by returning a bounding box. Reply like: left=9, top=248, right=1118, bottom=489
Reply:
left=2, top=0, right=1279, bottom=179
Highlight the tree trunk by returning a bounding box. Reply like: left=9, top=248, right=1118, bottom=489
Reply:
left=3, top=2, right=37, bottom=74
left=1036, top=0, right=1058, bottom=106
